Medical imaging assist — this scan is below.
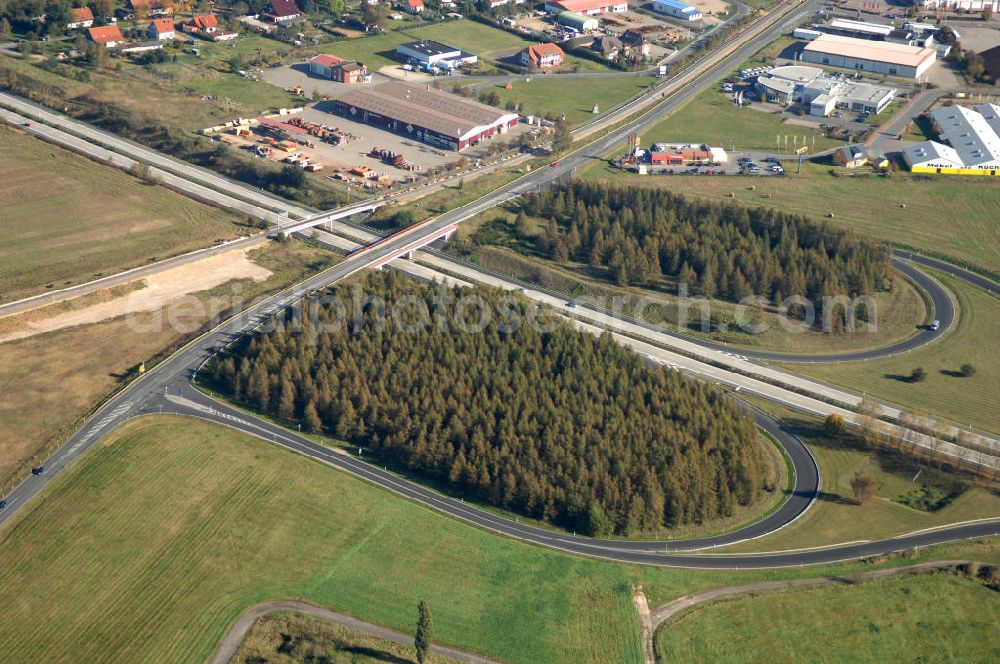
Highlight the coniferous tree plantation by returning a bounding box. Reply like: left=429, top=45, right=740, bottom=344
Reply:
left=205, top=272, right=773, bottom=536
left=520, top=183, right=892, bottom=306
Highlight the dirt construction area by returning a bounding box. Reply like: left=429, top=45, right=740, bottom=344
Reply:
left=0, top=246, right=272, bottom=344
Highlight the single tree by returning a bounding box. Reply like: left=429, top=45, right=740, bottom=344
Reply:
left=415, top=599, right=433, bottom=664
left=959, top=363, right=976, bottom=377
left=851, top=471, right=877, bottom=504
left=824, top=413, right=847, bottom=437
left=910, top=367, right=927, bottom=382
left=553, top=120, right=573, bottom=153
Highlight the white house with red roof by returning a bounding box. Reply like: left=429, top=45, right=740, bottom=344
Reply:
left=67, top=7, right=94, bottom=29
left=87, top=24, right=125, bottom=48
left=148, top=17, right=175, bottom=40
left=520, top=42, right=564, bottom=68
left=406, top=0, right=425, bottom=13
left=184, top=14, right=239, bottom=41
left=264, top=0, right=303, bottom=23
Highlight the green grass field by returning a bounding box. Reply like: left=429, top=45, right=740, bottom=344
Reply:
left=1, top=417, right=999, bottom=664
left=656, top=572, right=1000, bottom=664
left=579, top=159, right=1000, bottom=275
left=723, top=401, right=1000, bottom=553
left=477, top=76, right=654, bottom=125
left=0, top=124, right=241, bottom=302
left=641, top=87, right=843, bottom=152
left=779, top=270, right=1000, bottom=435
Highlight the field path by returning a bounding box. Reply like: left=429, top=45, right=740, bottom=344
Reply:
left=648, top=559, right=983, bottom=661
left=206, top=599, right=502, bottom=664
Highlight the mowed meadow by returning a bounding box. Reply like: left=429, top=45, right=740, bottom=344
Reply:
left=0, top=124, right=241, bottom=301
left=0, top=417, right=645, bottom=664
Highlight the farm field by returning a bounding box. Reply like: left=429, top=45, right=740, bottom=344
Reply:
left=0, top=124, right=242, bottom=302
left=0, top=240, right=334, bottom=490
left=2, top=417, right=1000, bottom=664
left=723, top=400, right=1000, bottom=553
left=578, top=159, right=1000, bottom=275
left=656, top=572, right=1000, bottom=664
left=779, top=270, right=1000, bottom=435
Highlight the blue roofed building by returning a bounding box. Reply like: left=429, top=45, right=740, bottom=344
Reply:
left=651, top=0, right=703, bottom=22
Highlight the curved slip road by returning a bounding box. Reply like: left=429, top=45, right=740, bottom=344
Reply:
left=206, top=600, right=499, bottom=664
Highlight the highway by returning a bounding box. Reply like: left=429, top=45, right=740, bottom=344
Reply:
left=3, top=0, right=1000, bottom=568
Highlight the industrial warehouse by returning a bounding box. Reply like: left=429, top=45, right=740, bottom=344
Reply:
left=756, top=65, right=896, bottom=117
left=800, top=34, right=937, bottom=79
left=904, top=104, right=1000, bottom=175
left=329, top=81, right=519, bottom=151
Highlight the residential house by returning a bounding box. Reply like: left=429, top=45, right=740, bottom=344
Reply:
left=619, top=29, right=651, bottom=57
left=148, top=17, right=175, bottom=40
left=406, top=0, right=425, bottom=12
left=67, top=7, right=94, bottom=29
left=520, top=43, right=565, bottom=68
left=832, top=143, right=869, bottom=168
left=185, top=14, right=240, bottom=41
left=591, top=35, right=622, bottom=60
left=264, top=0, right=303, bottom=23
left=87, top=24, right=125, bottom=48
left=128, top=0, right=173, bottom=17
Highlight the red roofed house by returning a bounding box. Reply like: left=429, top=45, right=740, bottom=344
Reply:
left=406, top=0, right=425, bottom=13
left=308, top=54, right=369, bottom=84
left=520, top=42, right=565, bottom=68
left=148, top=17, right=175, bottom=40
left=264, top=0, right=303, bottom=23
left=185, top=14, right=239, bottom=41
left=87, top=24, right=125, bottom=48
left=67, top=7, right=94, bottom=29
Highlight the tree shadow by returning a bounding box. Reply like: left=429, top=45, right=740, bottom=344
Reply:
left=341, top=645, right=413, bottom=664
left=939, top=369, right=965, bottom=378
left=883, top=372, right=916, bottom=383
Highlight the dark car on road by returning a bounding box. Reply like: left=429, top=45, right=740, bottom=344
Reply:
left=0, top=500, right=7, bottom=510
left=31, top=466, right=45, bottom=476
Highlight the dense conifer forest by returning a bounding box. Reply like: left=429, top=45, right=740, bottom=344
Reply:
left=518, top=183, right=892, bottom=305
left=205, top=273, right=773, bottom=535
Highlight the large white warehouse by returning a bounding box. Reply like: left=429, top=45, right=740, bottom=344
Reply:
left=801, top=34, right=936, bottom=79
left=904, top=104, right=1000, bottom=175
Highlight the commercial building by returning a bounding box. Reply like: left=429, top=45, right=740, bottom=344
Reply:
left=915, top=0, right=1000, bottom=10
left=822, top=18, right=892, bottom=40
left=520, top=43, right=565, bottom=68
left=904, top=104, right=1000, bottom=175
left=395, top=40, right=477, bottom=68
left=651, top=0, right=703, bottom=22
left=330, top=81, right=519, bottom=151
left=648, top=142, right=728, bottom=165
left=309, top=55, right=370, bottom=83
left=557, top=11, right=599, bottom=31
left=756, top=65, right=896, bottom=117
left=544, top=0, right=628, bottom=16
left=801, top=34, right=936, bottom=79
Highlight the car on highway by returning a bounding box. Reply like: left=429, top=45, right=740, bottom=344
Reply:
left=0, top=500, right=6, bottom=510
left=929, top=319, right=941, bottom=331
left=23, top=121, right=31, bottom=127
left=31, top=466, right=45, bottom=476
left=550, top=161, right=560, bottom=167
